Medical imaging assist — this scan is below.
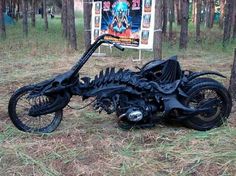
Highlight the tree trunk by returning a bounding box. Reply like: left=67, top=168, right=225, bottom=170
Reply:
left=62, top=0, right=68, bottom=38
left=202, top=0, right=206, bottom=24
left=41, top=1, right=43, bottom=18
left=2, top=0, right=5, bottom=12
left=0, top=0, right=6, bottom=40
left=175, top=0, right=181, bottom=25
left=66, top=0, right=70, bottom=40
left=8, top=0, right=12, bottom=17
left=205, top=0, right=209, bottom=27
left=16, top=0, right=20, bottom=21
left=83, top=0, right=92, bottom=50
left=232, top=0, right=236, bottom=39
left=219, top=0, right=225, bottom=29
left=13, top=0, right=17, bottom=18
left=169, top=0, right=174, bottom=40
left=210, top=0, right=215, bottom=27
left=154, top=0, right=162, bottom=58
left=192, top=0, right=196, bottom=24
left=205, top=0, right=214, bottom=28
left=43, top=0, right=48, bottom=31
left=162, top=0, right=168, bottom=36
left=67, top=0, right=77, bottom=50
left=179, top=0, right=189, bottom=49
left=10, top=0, right=16, bottom=18
left=31, top=0, right=36, bottom=27
left=223, top=0, right=233, bottom=46
left=234, top=20, right=236, bottom=39
left=229, top=49, right=236, bottom=99
left=196, top=0, right=201, bottom=42
left=22, top=0, right=28, bottom=37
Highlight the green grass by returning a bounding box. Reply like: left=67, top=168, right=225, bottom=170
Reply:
left=0, top=15, right=236, bottom=175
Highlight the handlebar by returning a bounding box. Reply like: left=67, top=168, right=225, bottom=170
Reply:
left=113, top=43, right=125, bottom=51
left=96, top=33, right=119, bottom=40
left=70, top=34, right=125, bottom=77
left=95, top=34, right=125, bottom=51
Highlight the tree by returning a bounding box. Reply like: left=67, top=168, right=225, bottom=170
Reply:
left=223, top=0, right=234, bottom=46
left=154, top=0, right=163, bottom=58
left=22, top=0, right=28, bottom=37
left=67, top=0, right=77, bottom=50
left=16, top=0, right=20, bottom=21
left=0, top=0, right=6, bottom=40
left=179, top=0, right=189, bottom=49
left=219, top=0, right=225, bottom=29
left=162, top=0, right=168, bottom=36
left=192, top=0, right=196, bottom=24
left=168, top=0, right=174, bottom=40
left=229, top=49, right=236, bottom=99
left=205, top=0, right=215, bottom=28
left=232, top=0, right=236, bottom=39
left=83, top=0, right=92, bottom=50
left=43, top=0, right=48, bottom=31
left=40, top=2, right=43, bottom=18
left=175, top=0, right=181, bottom=25
left=202, top=0, right=206, bottom=24
left=31, top=0, right=36, bottom=27
left=62, top=0, right=68, bottom=38
left=196, top=0, right=201, bottom=42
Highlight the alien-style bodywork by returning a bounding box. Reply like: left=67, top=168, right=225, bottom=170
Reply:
left=8, top=34, right=232, bottom=133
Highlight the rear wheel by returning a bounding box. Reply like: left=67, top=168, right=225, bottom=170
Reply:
left=8, top=86, right=63, bottom=133
left=184, top=81, right=232, bottom=131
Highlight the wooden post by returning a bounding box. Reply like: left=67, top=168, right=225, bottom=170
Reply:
left=229, top=49, right=236, bottom=99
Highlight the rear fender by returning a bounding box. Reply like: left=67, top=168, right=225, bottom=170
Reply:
left=187, top=71, right=226, bottom=82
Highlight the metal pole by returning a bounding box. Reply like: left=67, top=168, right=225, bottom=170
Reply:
left=132, top=49, right=142, bottom=62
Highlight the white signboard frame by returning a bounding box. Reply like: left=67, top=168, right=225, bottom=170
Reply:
left=91, top=0, right=156, bottom=50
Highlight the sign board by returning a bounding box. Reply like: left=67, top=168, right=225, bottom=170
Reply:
left=91, top=0, right=156, bottom=49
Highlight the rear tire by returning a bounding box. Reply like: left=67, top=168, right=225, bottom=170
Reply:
left=8, top=86, right=63, bottom=133
left=184, top=80, right=232, bottom=131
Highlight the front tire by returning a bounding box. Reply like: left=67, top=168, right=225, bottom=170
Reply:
left=184, top=81, right=232, bottom=131
left=8, top=85, right=63, bottom=133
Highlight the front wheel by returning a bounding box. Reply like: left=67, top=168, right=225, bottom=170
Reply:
left=184, top=81, right=232, bottom=131
left=8, top=86, right=63, bottom=133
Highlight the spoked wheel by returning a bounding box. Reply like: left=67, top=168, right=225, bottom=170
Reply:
left=184, top=81, right=232, bottom=131
left=8, top=86, right=63, bottom=133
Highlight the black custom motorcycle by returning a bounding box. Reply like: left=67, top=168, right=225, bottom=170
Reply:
left=8, top=34, right=232, bottom=133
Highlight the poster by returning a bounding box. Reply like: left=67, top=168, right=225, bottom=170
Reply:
left=91, top=0, right=155, bottom=49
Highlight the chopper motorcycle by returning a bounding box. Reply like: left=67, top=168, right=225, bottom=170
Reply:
left=8, top=34, right=232, bottom=133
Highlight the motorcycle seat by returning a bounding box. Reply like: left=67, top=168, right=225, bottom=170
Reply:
left=140, top=56, right=182, bottom=84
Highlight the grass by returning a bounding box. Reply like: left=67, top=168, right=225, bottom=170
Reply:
left=0, top=15, right=236, bottom=175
